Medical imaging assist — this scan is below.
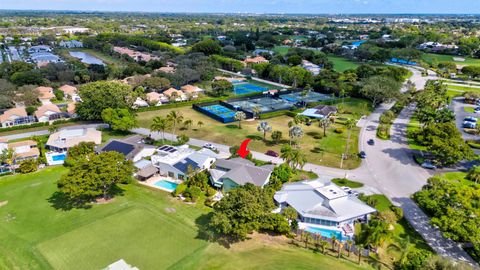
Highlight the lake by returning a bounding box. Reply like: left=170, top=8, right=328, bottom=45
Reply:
left=69, top=51, right=105, bottom=65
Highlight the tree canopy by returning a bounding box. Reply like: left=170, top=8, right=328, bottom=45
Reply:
left=101, top=108, right=138, bottom=132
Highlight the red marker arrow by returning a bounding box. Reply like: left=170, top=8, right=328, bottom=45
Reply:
left=237, top=139, right=251, bottom=158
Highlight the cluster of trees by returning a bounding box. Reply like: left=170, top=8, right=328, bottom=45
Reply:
left=207, top=183, right=290, bottom=241
left=414, top=175, right=480, bottom=260
left=57, top=151, right=134, bottom=205
left=150, top=110, right=199, bottom=142
left=174, top=171, right=216, bottom=203
left=411, top=81, right=473, bottom=166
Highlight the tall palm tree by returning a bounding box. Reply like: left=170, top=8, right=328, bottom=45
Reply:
left=288, top=125, right=303, bottom=146
left=234, top=111, right=246, bottom=129
left=257, top=121, right=272, bottom=140
left=0, top=148, right=17, bottom=174
left=319, top=117, right=330, bottom=137
left=341, top=118, right=357, bottom=169
left=291, top=149, right=307, bottom=171
left=388, top=236, right=415, bottom=267
left=280, top=145, right=295, bottom=168
left=304, top=232, right=312, bottom=249
left=252, top=106, right=261, bottom=119
left=183, top=119, right=193, bottom=130
left=150, top=116, right=169, bottom=143
left=345, top=239, right=353, bottom=257
left=320, top=239, right=329, bottom=254
left=357, top=243, right=364, bottom=265
left=330, top=235, right=337, bottom=251
left=166, top=110, right=184, bottom=137
left=337, top=241, right=344, bottom=258
left=467, top=165, right=480, bottom=184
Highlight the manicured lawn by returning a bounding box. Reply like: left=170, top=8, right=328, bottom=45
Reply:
left=446, top=84, right=480, bottom=97
left=422, top=53, right=480, bottom=67
left=328, top=56, right=360, bottom=72
left=59, top=48, right=127, bottom=67
left=0, top=167, right=373, bottom=270
left=464, top=106, right=475, bottom=113
left=137, top=98, right=372, bottom=169
left=331, top=178, right=364, bottom=188
left=272, top=46, right=290, bottom=56
left=406, top=117, right=427, bottom=151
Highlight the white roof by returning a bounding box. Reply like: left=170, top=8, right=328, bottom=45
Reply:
left=274, top=179, right=376, bottom=222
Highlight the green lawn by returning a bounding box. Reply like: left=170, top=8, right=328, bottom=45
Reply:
left=331, top=178, right=364, bottom=188
left=0, top=167, right=372, bottom=270
left=464, top=107, right=475, bottom=113
left=137, top=98, right=372, bottom=169
left=406, top=117, right=427, bottom=151
left=59, top=48, right=127, bottom=67
left=446, top=84, right=480, bottom=98
left=421, top=53, right=480, bottom=67
left=327, top=56, right=361, bottom=72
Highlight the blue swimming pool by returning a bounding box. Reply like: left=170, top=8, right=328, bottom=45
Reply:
left=153, top=180, right=178, bottom=192
left=51, top=153, right=66, bottom=161
left=234, top=83, right=268, bottom=95
left=305, top=226, right=346, bottom=241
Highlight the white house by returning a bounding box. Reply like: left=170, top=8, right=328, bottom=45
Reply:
left=0, top=107, right=34, bottom=128
left=36, top=86, right=55, bottom=105
left=46, top=128, right=102, bottom=152
left=274, top=179, right=376, bottom=240
left=35, top=104, right=62, bottom=123
left=151, top=145, right=216, bottom=180
left=28, top=45, right=52, bottom=54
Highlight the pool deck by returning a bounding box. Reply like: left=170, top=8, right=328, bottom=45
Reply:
left=138, top=175, right=183, bottom=192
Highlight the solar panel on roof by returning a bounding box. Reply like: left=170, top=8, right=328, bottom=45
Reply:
left=158, top=145, right=169, bottom=151
left=168, top=149, right=176, bottom=153
left=102, top=141, right=134, bottom=156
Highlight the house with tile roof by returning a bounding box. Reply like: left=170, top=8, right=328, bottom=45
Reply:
left=8, top=140, right=40, bottom=162
left=36, top=86, right=55, bottom=104
left=181, top=85, right=204, bottom=99
left=58, top=85, right=77, bottom=99
left=243, top=56, right=269, bottom=65
left=35, top=104, right=63, bottom=122
left=209, top=158, right=274, bottom=192
left=46, top=128, right=102, bottom=152
left=0, top=107, right=35, bottom=128
left=163, top=88, right=187, bottom=101
left=146, top=92, right=168, bottom=105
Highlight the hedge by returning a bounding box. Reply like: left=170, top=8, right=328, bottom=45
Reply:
left=0, top=122, right=49, bottom=133
left=259, top=110, right=289, bottom=119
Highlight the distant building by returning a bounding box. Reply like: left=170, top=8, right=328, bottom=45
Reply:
left=62, top=27, right=90, bottom=34
left=59, top=40, right=83, bottom=48
left=243, top=56, right=269, bottom=65
left=302, top=60, right=322, bottom=75
left=163, top=88, right=187, bottom=101
left=46, top=128, right=102, bottom=152
left=146, top=92, right=168, bottom=105
left=34, top=104, right=63, bottom=122
left=299, top=105, right=337, bottom=119
left=58, top=85, right=77, bottom=99
left=36, top=87, right=55, bottom=105
left=181, top=85, right=204, bottom=98
left=28, top=45, right=52, bottom=54
left=209, top=158, right=274, bottom=192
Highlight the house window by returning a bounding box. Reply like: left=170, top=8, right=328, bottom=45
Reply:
left=178, top=174, right=184, bottom=180
left=168, top=172, right=174, bottom=178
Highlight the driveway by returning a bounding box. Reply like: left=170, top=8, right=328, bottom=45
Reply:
left=451, top=97, right=479, bottom=141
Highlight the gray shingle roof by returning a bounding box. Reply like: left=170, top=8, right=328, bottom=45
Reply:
left=214, top=158, right=273, bottom=187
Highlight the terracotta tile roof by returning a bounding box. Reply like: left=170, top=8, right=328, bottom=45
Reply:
left=8, top=140, right=39, bottom=159
left=67, top=102, right=76, bottom=114
left=146, top=92, right=166, bottom=102
left=181, top=85, right=203, bottom=93
left=163, top=88, right=183, bottom=97
left=243, top=56, right=268, bottom=64
left=0, top=107, right=28, bottom=123
left=34, top=104, right=61, bottom=118
left=36, top=86, right=55, bottom=100
left=59, top=85, right=77, bottom=96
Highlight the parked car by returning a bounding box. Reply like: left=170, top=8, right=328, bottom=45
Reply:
left=265, top=150, right=279, bottom=157
left=203, top=143, right=216, bottom=150
left=351, top=191, right=359, bottom=197
left=463, top=121, right=477, bottom=129
left=367, top=139, right=375, bottom=145
left=358, top=151, right=366, bottom=159
left=474, top=107, right=480, bottom=114
left=341, top=186, right=352, bottom=193
left=464, top=116, right=477, bottom=123
left=421, top=162, right=437, bottom=170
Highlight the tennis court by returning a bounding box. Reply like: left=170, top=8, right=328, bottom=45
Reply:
left=228, top=97, right=291, bottom=113
left=200, top=104, right=236, bottom=122
left=233, top=82, right=269, bottom=95
left=280, top=91, right=333, bottom=103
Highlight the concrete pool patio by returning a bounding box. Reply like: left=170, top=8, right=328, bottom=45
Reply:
left=138, top=176, right=182, bottom=192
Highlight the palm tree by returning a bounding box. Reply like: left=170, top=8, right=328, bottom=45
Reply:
left=257, top=121, right=272, bottom=140
left=280, top=145, right=295, bottom=168
left=345, top=239, right=353, bottom=257
left=197, top=121, right=204, bottom=129
left=150, top=116, right=170, bottom=143
left=388, top=236, right=415, bottom=267
left=467, top=165, right=480, bottom=184
left=337, top=241, right=344, bottom=258
left=252, top=106, right=261, bottom=119
left=319, top=117, right=330, bottom=137
left=291, top=149, right=307, bottom=171
left=234, top=111, right=246, bottom=129
left=288, top=125, right=303, bottom=146
left=183, top=119, right=193, bottom=130
left=341, top=118, right=357, bottom=169
left=294, top=114, right=306, bottom=125
left=330, top=235, right=337, bottom=251
left=0, top=148, right=17, bottom=174
left=357, top=243, right=364, bottom=265
left=320, top=239, right=329, bottom=254
left=166, top=110, right=184, bottom=137
left=304, top=232, right=312, bottom=249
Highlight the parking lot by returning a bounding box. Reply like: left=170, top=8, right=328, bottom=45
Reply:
left=451, top=97, right=479, bottom=140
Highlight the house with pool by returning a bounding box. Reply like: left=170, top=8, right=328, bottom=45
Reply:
left=45, top=128, right=102, bottom=165
left=150, top=145, right=216, bottom=180
left=209, top=158, right=274, bottom=192
left=101, top=136, right=156, bottom=162
left=274, top=179, right=376, bottom=241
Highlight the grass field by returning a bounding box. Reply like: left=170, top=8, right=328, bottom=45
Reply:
left=0, top=167, right=372, bottom=270
left=331, top=178, right=364, bottom=188
left=137, top=98, right=372, bottom=169
left=421, top=53, right=480, bottom=67
left=59, top=48, right=127, bottom=67
left=406, top=117, right=427, bottom=151
left=272, top=46, right=360, bottom=72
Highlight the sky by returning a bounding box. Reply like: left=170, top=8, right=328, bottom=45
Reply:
left=1, top=0, right=480, bottom=14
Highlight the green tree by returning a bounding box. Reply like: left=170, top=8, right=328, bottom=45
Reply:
left=360, top=76, right=401, bottom=108
left=234, top=111, right=246, bottom=129
left=64, top=142, right=95, bottom=167
left=191, top=39, right=222, bottom=56
left=77, top=81, right=134, bottom=120
left=318, top=117, right=330, bottom=137
left=150, top=116, right=170, bottom=143
left=283, top=206, right=298, bottom=221
left=288, top=125, right=303, bottom=146
left=197, top=121, right=204, bottom=129
left=0, top=148, right=17, bottom=174
left=271, top=130, right=283, bottom=144
left=466, top=165, right=480, bottom=184
left=166, top=110, right=184, bottom=137
left=57, top=151, right=134, bottom=202
left=211, top=79, right=233, bottom=96
left=183, top=119, right=193, bottom=130
left=18, top=159, right=38, bottom=174
left=257, top=121, right=272, bottom=140
left=101, top=108, right=138, bottom=132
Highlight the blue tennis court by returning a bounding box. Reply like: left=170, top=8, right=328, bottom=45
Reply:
left=234, top=83, right=268, bottom=95
left=280, top=91, right=333, bottom=104
left=201, top=104, right=236, bottom=122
